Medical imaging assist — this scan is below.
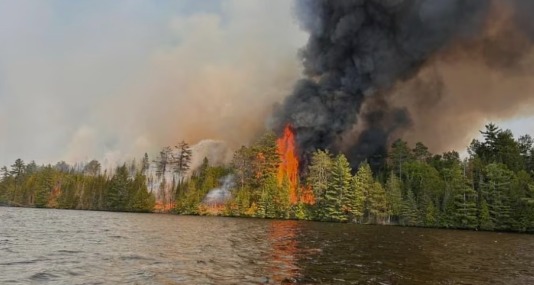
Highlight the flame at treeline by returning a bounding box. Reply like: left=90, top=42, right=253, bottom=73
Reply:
left=276, top=124, right=315, bottom=205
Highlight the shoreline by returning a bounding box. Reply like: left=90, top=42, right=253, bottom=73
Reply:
left=3, top=204, right=532, bottom=235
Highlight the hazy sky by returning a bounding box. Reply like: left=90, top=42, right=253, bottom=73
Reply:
left=0, top=0, right=307, bottom=167
left=0, top=0, right=532, bottom=168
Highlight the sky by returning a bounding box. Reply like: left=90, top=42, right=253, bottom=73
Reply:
left=0, top=0, right=307, bottom=168
left=0, top=0, right=533, bottom=168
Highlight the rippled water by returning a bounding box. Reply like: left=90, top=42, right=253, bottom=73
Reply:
left=1, top=207, right=534, bottom=284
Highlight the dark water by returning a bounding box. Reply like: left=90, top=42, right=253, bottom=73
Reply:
left=1, top=208, right=534, bottom=284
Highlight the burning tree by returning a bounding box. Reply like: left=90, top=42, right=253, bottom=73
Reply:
left=276, top=125, right=299, bottom=204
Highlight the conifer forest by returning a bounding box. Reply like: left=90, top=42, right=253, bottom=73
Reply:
left=2, top=123, right=534, bottom=233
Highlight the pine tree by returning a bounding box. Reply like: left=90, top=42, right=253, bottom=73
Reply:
left=34, top=166, right=54, bottom=208
left=442, top=163, right=478, bottom=229
left=84, top=160, right=101, bottom=176
left=106, top=164, right=130, bottom=211
left=173, top=141, right=193, bottom=183
left=454, top=186, right=478, bottom=229
left=154, top=147, right=172, bottom=179
left=413, top=142, right=431, bottom=162
left=481, top=163, right=513, bottom=230
left=385, top=172, right=403, bottom=223
left=423, top=199, right=438, bottom=227
left=252, top=132, right=280, bottom=188
left=479, top=198, right=494, bottom=230
left=307, top=150, right=334, bottom=221
left=389, top=139, right=413, bottom=178
left=141, top=153, right=150, bottom=175
left=401, top=190, right=420, bottom=226
left=368, top=181, right=388, bottom=224
left=307, top=150, right=334, bottom=204
left=130, top=172, right=155, bottom=212
left=324, top=154, right=352, bottom=222
left=353, top=162, right=374, bottom=223
left=232, top=146, right=255, bottom=191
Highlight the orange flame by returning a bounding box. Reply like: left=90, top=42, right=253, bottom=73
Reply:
left=155, top=201, right=175, bottom=213
left=277, top=125, right=299, bottom=204
left=299, top=185, right=316, bottom=205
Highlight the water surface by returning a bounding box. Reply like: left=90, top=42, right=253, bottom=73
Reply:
left=1, top=207, right=533, bottom=284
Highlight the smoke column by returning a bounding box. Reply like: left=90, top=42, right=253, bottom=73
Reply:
left=273, top=0, right=534, bottom=168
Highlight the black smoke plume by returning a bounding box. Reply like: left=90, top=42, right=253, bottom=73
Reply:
left=273, top=0, right=534, bottom=169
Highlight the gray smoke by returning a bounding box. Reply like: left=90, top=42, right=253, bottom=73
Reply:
left=273, top=0, right=534, bottom=169
left=202, top=175, right=236, bottom=206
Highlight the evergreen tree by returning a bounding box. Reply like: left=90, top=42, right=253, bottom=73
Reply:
left=368, top=181, right=388, bottom=224
left=481, top=163, right=513, bottom=230
left=479, top=198, right=494, bottom=230
left=84, top=160, right=101, bottom=176
left=307, top=150, right=333, bottom=206
left=453, top=186, right=478, bottom=229
left=389, top=139, right=413, bottom=178
left=510, top=171, right=534, bottom=231
left=413, top=142, right=431, bottom=162
left=324, top=154, right=352, bottom=222
left=385, top=172, right=403, bottom=223
left=423, top=199, right=438, bottom=227
left=401, top=190, right=420, bottom=226
left=252, top=132, right=280, bottom=188
left=141, top=153, right=150, bottom=175
left=130, top=172, right=155, bottom=212
left=232, top=146, right=255, bottom=191
left=106, top=165, right=130, bottom=211
left=308, top=150, right=334, bottom=220
left=353, top=162, right=374, bottom=223
left=441, top=162, right=478, bottom=229
left=34, top=166, right=54, bottom=208
left=154, top=147, right=172, bottom=179
left=173, top=141, right=193, bottom=183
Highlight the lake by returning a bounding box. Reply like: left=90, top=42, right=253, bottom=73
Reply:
left=1, top=207, right=534, bottom=284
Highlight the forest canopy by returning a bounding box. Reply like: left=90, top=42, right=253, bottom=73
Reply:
left=1, top=123, right=534, bottom=233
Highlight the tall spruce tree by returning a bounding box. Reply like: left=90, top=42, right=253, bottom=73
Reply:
left=481, top=163, right=513, bottom=230
left=324, top=154, right=352, bottom=222
left=401, top=190, right=420, bottom=226
left=368, top=181, right=388, bottom=224
left=353, top=162, right=374, bottom=223
left=385, top=172, right=403, bottom=223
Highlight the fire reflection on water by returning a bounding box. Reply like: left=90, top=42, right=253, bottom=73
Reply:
left=267, top=220, right=302, bottom=283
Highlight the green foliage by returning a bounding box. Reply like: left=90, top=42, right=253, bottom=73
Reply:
left=368, top=181, right=388, bottom=224
left=3, top=123, right=534, bottom=233
left=423, top=198, right=438, bottom=227
left=323, top=154, right=352, bottom=222
left=106, top=165, right=130, bottom=211
left=385, top=172, right=403, bottom=222
left=352, top=162, right=373, bottom=222
left=130, top=173, right=156, bottom=212
left=479, top=199, right=494, bottom=230
left=481, top=163, right=513, bottom=230
left=307, top=150, right=333, bottom=206
left=401, top=190, right=421, bottom=226
left=0, top=157, right=155, bottom=213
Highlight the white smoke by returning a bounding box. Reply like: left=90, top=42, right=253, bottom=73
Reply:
left=202, top=174, right=235, bottom=205
left=189, top=139, right=233, bottom=172
left=0, top=0, right=307, bottom=167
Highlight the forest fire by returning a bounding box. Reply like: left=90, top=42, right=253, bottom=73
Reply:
left=154, top=201, right=175, bottom=213
left=276, top=125, right=299, bottom=204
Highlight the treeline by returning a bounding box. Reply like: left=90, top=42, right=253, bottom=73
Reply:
left=174, top=124, right=534, bottom=233
left=0, top=156, right=155, bottom=212
left=1, top=123, right=534, bottom=233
